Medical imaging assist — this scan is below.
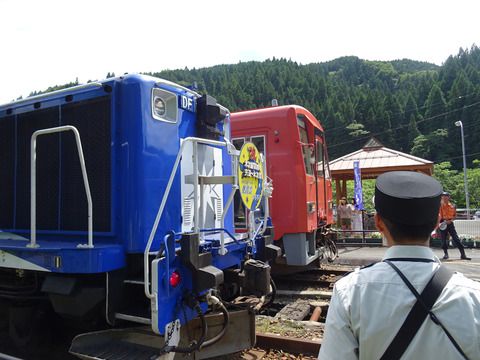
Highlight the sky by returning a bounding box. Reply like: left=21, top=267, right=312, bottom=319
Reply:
left=0, top=0, right=479, bottom=104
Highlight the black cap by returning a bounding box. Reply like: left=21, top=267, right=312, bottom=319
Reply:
left=375, top=171, right=443, bottom=226
left=442, top=191, right=450, bottom=196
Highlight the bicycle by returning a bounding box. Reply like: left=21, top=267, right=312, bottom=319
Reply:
left=317, top=227, right=339, bottom=262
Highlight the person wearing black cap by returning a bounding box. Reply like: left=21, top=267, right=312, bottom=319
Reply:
left=319, top=171, right=480, bottom=360
left=439, top=191, right=471, bottom=260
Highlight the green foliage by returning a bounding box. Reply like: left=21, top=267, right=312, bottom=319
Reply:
left=26, top=45, right=480, bottom=173
left=346, top=121, right=369, bottom=137
left=29, top=78, right=79, bottom=97
left=145, top=45, right=480, bottom=169
left=411, top=134, right=430, bottom=158
left=432, top=162, right=461, bottom=197
left=432, top=161, right=480, bottom=209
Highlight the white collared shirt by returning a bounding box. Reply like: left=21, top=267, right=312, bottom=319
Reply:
left=319, top=246, right=480, bottom=360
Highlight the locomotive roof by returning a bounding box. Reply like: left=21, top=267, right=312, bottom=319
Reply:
left=232, top=105, right=324, bottom=132
left=0, top=74, right=200, bottom=111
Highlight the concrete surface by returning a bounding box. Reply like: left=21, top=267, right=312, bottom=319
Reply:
left=334, top=245, right=480, bottom=281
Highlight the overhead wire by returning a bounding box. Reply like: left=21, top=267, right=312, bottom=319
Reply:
left=436, top=151, right=480, bottom=163
left=323, top=91, right=480, bottom=134
left=326, top=100, right=480, bottom=150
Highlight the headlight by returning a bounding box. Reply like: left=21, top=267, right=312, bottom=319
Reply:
left=153, top=96, right=166, bottom=117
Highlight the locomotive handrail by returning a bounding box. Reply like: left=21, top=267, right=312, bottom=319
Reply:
left=260, top=155, right=271, bottom=236
left=218, top=138, right=238, bottom=255
left=29, top=126, right=93, bottom=249
left=144, top=136, right=233, bottom=300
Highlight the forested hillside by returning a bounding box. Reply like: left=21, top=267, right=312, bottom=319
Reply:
left=146, top=45, right=480, bottom=169
left=27, top=45, right=480, bottom=170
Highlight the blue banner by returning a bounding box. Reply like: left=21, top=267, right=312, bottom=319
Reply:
left=353, top=161, right=364, bottom=210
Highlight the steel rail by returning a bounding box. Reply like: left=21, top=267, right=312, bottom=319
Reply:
left=255, top=333, right=321, bottom=356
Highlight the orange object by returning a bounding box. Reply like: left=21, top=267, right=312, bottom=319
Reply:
left=439, top=202, right=456, bottom=221
left=309, top=306, right=322, bottom=322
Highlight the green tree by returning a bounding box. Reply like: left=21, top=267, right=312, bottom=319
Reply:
left=411, top=135, right=430, bottom=158
left=346, top=121, right=369, bottom=138
left=422, top=84, right=447, bottom=134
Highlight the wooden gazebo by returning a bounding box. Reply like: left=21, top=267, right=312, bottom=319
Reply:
left=329, top=138, right=434, bottom=204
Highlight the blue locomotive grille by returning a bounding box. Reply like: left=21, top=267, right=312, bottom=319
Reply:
left=0, top=116, right=15, bottom=229
left=0, top=96, right=111, bottom=233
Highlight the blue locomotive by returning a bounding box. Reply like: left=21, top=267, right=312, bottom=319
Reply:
left=0, top=75, right=278, bottom=359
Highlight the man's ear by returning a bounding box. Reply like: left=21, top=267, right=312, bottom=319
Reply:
left=374, top=213, right=385, bottom=233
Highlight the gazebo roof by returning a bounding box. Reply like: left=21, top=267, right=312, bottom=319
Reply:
left=329, top=138, right=433, bottom=180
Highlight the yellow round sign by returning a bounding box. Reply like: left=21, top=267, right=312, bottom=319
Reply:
left=238, top=142, right=264, bottom=210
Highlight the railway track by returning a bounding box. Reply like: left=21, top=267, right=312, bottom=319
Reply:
left=0, top=266, right=353, bottom=360
left=247, top=265, right=353, bottom=359
left=271, top=265, right=353, bottom=300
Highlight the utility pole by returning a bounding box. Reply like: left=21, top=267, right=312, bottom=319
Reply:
left=455, top=121, right=470, bottom=219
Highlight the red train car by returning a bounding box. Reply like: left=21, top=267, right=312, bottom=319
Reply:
left=231, top=105, right=334, bottom=265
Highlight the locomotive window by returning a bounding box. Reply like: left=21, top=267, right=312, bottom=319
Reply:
left=316, top=140, right=324, bottom=177
left=232, top=138, right=245, bottom=151
left=297, top=117, right=314, bottom=176
left=251, top=135, right=267, bottom=219
left=324, top=152, right=331, bottom=179
left=151, top=88, right=178, bottom=123
left=251, top=136, right=266, bottom=164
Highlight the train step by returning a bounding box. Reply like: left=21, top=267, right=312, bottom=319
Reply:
left=70, top=327, right=163, bottom=360
left=71, top=309, right=255, bottom=360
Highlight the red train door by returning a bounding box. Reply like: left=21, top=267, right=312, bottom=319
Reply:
left=314, top=131, right=333, bottom=226
left=297, top=115, right=318, bottom=233
left=314, top=132, right=323, bottom=226
left=315, top=131, right=326, bottom=225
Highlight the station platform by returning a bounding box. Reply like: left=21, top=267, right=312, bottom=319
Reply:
left=334, top=245, right=480, bottom=282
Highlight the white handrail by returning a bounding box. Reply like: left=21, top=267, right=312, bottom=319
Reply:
left=29, top=125, right=93, bottom=249
left=219, top=150, right=238, bottom=255
left=144, top=137, right=229, bottom=299
left=261, top=154, right=272, bottom=236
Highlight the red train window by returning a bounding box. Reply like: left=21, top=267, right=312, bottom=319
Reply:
left=316, top=139, right=324, bottom=177
left=297, top=116, right=314, bottom=176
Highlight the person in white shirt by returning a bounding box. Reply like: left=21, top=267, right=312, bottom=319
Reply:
left=349, top=198, right=363, bottom=234
left=319, top=171, right=480, bottom=360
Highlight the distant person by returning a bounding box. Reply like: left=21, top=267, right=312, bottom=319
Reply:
left=474, top=210, right=480, bottom=220
left=319, top=171, right=480, bottom=360
left=438, top=192, right=471, bottom=260
left=350, top=198, right=363, bottom=234
left=337, top=197, right=352, bottom=231
left=362, top=212, right=375, bottom=231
